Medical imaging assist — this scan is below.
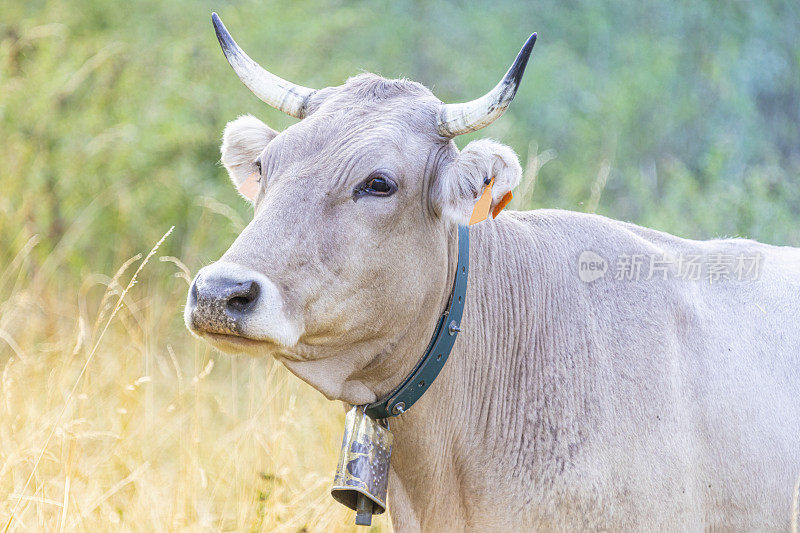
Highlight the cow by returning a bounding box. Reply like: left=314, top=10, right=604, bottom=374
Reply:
left=185, top=13, right=800, bottom=531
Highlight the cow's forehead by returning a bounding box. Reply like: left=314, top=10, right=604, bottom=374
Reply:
left=261, top=75, right=445, bottom=179
left=262, top=126, right=406, bottom=188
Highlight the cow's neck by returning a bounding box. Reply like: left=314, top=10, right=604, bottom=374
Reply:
left=352, top=223, right=464, bottom=403
left=378, top=220, right=540, bottom=526
left=377, top=222, right=469, bottom=524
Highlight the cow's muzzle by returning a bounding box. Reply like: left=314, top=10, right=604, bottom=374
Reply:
left=188, top=273, right=259, bottom=335
left=184, top=261, right=301, bottom=348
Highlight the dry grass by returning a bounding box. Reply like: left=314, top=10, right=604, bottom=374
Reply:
left=0, top=229, right=390, bottom=531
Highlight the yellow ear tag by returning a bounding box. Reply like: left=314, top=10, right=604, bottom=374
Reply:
left=238, top=171, right=259, bottom=201
left=469, top=177, right=495, bottom=225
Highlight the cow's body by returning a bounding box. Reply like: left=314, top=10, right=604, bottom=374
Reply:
left=387, top=209, right=800, bottom=530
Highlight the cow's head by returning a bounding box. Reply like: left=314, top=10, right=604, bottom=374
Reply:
left=186, top=14, right=534, bottom=404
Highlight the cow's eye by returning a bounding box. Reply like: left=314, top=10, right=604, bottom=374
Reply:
left=366, top=177, right=393, bottom=193
left=353, top=174, right=398, bottom=199
left=254, top=160, right=262, bottom=175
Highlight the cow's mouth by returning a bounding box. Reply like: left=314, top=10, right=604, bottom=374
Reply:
left=195, top=330, right=271, bottom=353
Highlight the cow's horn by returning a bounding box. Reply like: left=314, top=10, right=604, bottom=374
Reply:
left=437, top=33, right=537, bottom=137
left=212, top=13, right=316, bottom=119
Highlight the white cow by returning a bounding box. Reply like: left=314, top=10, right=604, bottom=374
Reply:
left=186, top=13, right=800, bottom=531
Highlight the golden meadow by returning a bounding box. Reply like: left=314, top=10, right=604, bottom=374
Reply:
left=1, top=1, right=798, bottom=530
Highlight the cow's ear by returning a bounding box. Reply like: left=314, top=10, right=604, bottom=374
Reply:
left=220, top=115, right=278, bottom=200
left=434, top=139, right=522, bottom=225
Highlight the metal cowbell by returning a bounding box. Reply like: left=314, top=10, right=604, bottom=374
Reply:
left=331, top=406, right=393, bottom=526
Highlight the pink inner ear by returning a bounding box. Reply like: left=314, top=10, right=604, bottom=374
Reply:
left=238, top=172, right=259, bottom=201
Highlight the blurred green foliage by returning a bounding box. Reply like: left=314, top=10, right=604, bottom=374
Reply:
left=1, top=0, right=798, bottom=281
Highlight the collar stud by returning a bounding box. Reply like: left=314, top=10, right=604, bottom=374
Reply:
left=448, top=321, right=462, bottom=335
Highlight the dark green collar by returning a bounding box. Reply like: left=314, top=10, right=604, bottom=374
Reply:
left=364, top=225, right=470, bottom=419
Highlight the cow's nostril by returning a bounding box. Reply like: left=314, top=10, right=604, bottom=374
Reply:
left=227, top=296, right=249, bottom=310
left=226, top=281, right=261, bottom=314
